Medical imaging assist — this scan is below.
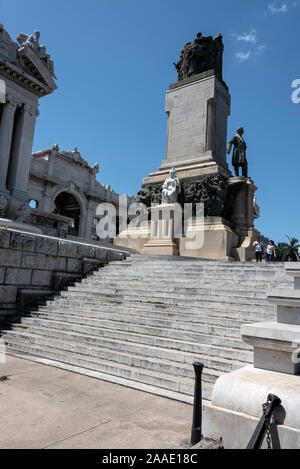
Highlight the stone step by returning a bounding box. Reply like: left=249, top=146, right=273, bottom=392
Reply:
left=93, top=265, right=288, bottom=275
left=8, top=323, right=248, bottom=372
left=66, top=285, right=271, bottom=305
left=4, top=338, right=214, bottom=400
left=3, top=329, right=222, bottom=384
left=15, top=313, right=251, bottom=351
left=89, top=272, right=290, bottom=285
left=3, top=254, right=285, bottom=402
left=8, top=314, right=252, bottom=361
left=30, top=305, right=248, bottom=328
left=34, top=301, right=276, bottom=327
left=56, top=290, right=275, bottom=313
left=41, top=296, right=276, bottom=321
left=105, top=259, right=284, bottom=269
left=28, top=308, right=241, bottom=338
left=77, top=279, right=274, bottom=297
left=102, top=268, right=288, bottom=279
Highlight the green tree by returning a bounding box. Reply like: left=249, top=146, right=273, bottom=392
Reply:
left=275, top=236, right=299, bottom=262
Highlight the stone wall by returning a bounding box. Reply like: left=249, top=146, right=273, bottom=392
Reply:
left=0, top=228, right=127, bottom=320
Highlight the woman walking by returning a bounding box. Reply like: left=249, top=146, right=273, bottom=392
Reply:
left=266, top=240, right=277, bottom=262
left=253, top=237, right=264, bottom=262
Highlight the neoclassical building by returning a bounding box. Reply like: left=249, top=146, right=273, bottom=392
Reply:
left=28, top=145, right=134, bottom=241
left=0, top=23, right=133, bottom=242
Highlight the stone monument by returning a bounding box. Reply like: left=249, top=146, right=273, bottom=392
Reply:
left=116, top=32, right=260, bottom=261
left=0, top=24, right=57, bottom=233
left=142, top=169, right=182, bottom=256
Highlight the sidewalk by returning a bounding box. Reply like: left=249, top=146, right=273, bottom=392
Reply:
left=0, top=355, right=192, bottom=449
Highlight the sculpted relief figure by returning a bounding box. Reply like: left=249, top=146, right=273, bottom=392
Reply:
left=162, top=168, right=181, bottom=205
left=253, top=195, right=260, bottom=219
left=174, top=32, right=224, bottom=82
left=227, top=127, right=248, bottom=178
left=17, top=30, right=57, bottom=79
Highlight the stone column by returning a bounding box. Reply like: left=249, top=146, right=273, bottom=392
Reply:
left=0, top=96, right=18, bottom=193
left=7, top=103, right=39, bottom=201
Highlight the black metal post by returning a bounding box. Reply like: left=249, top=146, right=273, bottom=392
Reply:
left=191, top=362, right=204, bottom=446
left=247, top=394, right=282, bottom=449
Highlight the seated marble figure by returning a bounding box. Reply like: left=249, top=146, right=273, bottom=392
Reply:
left=161, top=168, right=181, bottom=205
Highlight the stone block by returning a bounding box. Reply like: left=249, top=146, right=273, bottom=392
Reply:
left=0, top=285, right=17, bottom=303
left=22, top=252, right=46, bottom=269
left=77, top=244, right=96, bottom=259
left=0, top=230, right=10, bottom=248
left=95, top=249, right=109, bottom=262
left=45, top=255, right=67, bottom=271
left=58, top=241, right=77, bottom=258
left=67, top=258, right=82, bottom=273
left=31, top=270, right=53, bottom=287
left=10, top=232, right=36, bottom=252
left=0, top=248, right=22, bottom=267
left=35, top=237, right=58, bottom=255
left=0, top=267, right=6, bottom=283
left=5, top=268, right=32, bottom=285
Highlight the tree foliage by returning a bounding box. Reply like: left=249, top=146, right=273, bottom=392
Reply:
left=275, top=236, right=299, bottom=262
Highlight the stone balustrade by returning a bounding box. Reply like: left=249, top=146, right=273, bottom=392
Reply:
left=0, top=228, right=127, bottom=319
left=242, top=262, right=300, bottom=375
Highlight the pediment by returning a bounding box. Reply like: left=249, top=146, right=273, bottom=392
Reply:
left=0, top=25, right=18, bottom=62
left=18, top=44, right=57, bottom=91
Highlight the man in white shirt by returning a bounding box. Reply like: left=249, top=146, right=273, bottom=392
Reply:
left=253, top=237, right=264, bottom=262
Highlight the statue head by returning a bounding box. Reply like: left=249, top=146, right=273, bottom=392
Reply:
left=169, top=167, right=177, bottom=179
left=237, top=127, right=244, bottom=136
left=34, top=30, right=40, bottom=41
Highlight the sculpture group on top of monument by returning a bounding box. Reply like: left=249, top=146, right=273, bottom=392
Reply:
left=174, top=32, right=224, bottom=82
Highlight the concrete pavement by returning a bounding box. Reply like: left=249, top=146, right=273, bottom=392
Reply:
left=0, top=355, right=192, bottom=449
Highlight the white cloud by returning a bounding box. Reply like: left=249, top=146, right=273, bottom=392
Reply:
left=255, top=44, right=266, bottom=55
left=235, top=51, right=252, bottom=62
left=268, top=2, right=288, bottom=13
left=236, top=29, right=257, bottom=44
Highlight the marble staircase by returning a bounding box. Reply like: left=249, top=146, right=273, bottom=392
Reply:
left=1, top=255, right=292, bottom=403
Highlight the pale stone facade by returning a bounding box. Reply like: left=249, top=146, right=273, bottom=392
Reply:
left=28, top=145, right=134, bottom=241
left=0, top=24, right=56, bottom=216
left=0, top=24, right=133, bottom=243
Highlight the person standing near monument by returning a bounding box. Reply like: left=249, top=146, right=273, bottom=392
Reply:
left=253, top=237, right=264, bottom=262
left=266, top=240, right=277, bottom=262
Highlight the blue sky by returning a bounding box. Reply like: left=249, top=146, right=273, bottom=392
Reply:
left=1, top=0, right=300, bottom=243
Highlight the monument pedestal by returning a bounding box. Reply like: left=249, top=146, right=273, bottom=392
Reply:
left=179, top=217, right=238, bottom=261
left=141, top=204, right=181, bottom=256
left=143, top=71, right=231, bottom=189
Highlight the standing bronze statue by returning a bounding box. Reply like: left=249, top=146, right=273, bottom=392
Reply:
left=227, top=127, right=248, bottom=178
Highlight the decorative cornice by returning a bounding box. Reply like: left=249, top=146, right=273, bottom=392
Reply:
left=0, top=60, right=47, bottom=97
